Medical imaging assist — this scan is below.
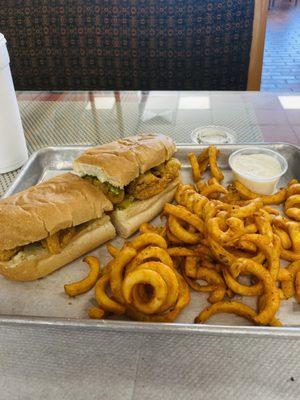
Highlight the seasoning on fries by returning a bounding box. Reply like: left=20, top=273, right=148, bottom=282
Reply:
left=61, top=144, right=300, bottom=327
left=64, top=256, right=101, bottom=297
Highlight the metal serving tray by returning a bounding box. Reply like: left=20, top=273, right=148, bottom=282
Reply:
left=2, top=143, right=300, bottom=337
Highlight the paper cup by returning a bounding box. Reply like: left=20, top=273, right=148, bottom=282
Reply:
left=0, top=33, right=28, bottom=173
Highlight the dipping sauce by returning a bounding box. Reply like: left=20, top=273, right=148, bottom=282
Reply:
left=229, top=148, right=288, bottom=195
left=230, top=153, right=282, bottom=179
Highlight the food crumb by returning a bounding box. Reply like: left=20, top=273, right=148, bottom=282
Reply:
left=68, top=302, right=72, bottom=305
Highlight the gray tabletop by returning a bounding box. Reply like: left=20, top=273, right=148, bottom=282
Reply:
left=0, top=323, right=299, bottom=400
left=1, top=90, right=266, bottom=195
left=1, top=91, right=300, bottom=400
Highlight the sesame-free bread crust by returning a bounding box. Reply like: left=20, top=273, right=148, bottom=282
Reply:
left=0, top=216, right=116, bottom=281
left=0, top=173, right=113, bottom=252
left=73, top=134, right=176, bottom=188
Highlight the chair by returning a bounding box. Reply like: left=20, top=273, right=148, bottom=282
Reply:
left=1, top=0, right=268, bottom=91
left=269, top=0, right=298, bottom=9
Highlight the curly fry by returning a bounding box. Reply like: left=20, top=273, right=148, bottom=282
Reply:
left=127, top=262, right=179, bottom=313
left=106, top=243, right=120, bottom=258
left=100, top=259, right=114, bottom=277
left=183, top=273, right=218, bottom=294
left=234, top=240, right=257, bottom=253
left=209, top=145, right=224, bottom=181
left=273, top=215, right=290, bottom=230
left=175, top=184, right=209, bottom=218
left=110, top=246, right=137, bottom=304
left=286, top=221, right=300, bottom=252
left=188, top=153, right=201, bottom=182
left=244, top=223, right=258, bottom=234
left=257, top=296, right=282, bottom=327
left=122, top=268, right=167, bottom=314
left=126, top=272, right=190, bottom=322
left=197, top=147, right=209, bottom=163
left=166, top=228, right=184, bottom=245
left=207, top=286, right=227, bottom=303
left=200, top=179, right=228, bottom=199
left=222, top=184, right=241, bottom=204
left=198, top=158, right=209, bottom=175
left=194, top=243, right=214, bottom=259
left=241, top=234, right=281, bottom=281
left=281, top=248, right=300, bottom=262
left=184, top=256, right=199, bottom=278
left=186, top=260, right=225, bottom=289
left=230, top=198, right=263, bottom=219
left=273, top=226, right=292, bottom=250
left=64, top=256, right=101, bottom=297
left=281, top=260, right=300, bottom=299
left=130, top=233, right=167, bottom=250
left=231, top=258, right=280, bottom=325
left=227, top=248, right=265, bottom=265
left=194, top=300, right=257, bottom=324
left=263, top=206, right=280, bottom=216
left=285, top=182, right=300, bottom=221
left=254, top=211, right=273, bottom=241
left=168, top=215, right=202, bottom=245
left=222, top=266, right=263, bottom=297
left=203, top=260, right=222, bottom=273
left=295, top=271, right=300, bottom=303
left=208, top=237, right=236, bottom=267
left=287, top=179, right=299, bottom=189
left=128, top=246, right=174, bottom=273
left=164, top=203, right=204, bottom=234
left=196, top=179, right=206, bottom=192
left=60, top=227, right=76, bottom=246
left=44, top=232, right=61, bottom=254
left=284, top=193, right=300, bottom=206
left=95, top=274, right=126, bottom=315
left=203, top=200, right=232, bottom=226
left=234, top=180, right=287, bottom=205
left=195, top=300, right=281, bottom=326
left=277, top=268, right=291, bottom=282
left=88, top=307, right=105, bottom=319
left=139, top=222, right=166, bottom=237
left=207, top=216, right=244, bottom=244
left=167, top=247, right=196, bottom=257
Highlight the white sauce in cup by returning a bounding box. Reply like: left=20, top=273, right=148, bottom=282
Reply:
left=229, top=148, right=288, bottom=195
left=230, top=154, right=282, bottom=179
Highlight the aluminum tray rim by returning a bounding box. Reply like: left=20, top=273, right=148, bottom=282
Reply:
left=5, top=141, right=300, bottom=198
left=1, top=314, right=300, bottom=337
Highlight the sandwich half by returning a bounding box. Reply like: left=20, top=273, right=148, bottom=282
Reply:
left=73, top=134, right=181, bottom=237
left=0, top=173, right=116, bottom=281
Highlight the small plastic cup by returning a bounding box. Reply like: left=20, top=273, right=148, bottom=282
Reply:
left=191, top=125, right=236, bottom=144
left=228, top=148, right=288, bottom=195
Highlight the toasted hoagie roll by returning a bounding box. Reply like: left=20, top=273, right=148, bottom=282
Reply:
left=0, top=173, right=116, bottom=281
left=73, top=134, right=181, bottom=237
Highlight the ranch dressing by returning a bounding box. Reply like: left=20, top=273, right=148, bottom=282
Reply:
left=231, top=153, right=282, bottom=179
left=229, top=150, right=286, bottom=195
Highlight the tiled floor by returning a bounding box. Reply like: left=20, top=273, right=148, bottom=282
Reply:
left=261, top=0, right=300, bottom=92
left=242, top=92, right=300, bottom=144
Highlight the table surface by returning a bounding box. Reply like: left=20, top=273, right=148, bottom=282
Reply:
left=2, top=90, right=300, bottom=194
left=1, top=91, right=300, bottom=400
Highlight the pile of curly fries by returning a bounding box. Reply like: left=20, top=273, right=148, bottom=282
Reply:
left=64, top=146, right=300, bottom=326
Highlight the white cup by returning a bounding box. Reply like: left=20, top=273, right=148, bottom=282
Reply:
left=229, top=147, right=288, bottom=195
left=0, top=33, right=28, bottom=173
